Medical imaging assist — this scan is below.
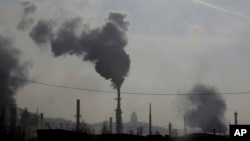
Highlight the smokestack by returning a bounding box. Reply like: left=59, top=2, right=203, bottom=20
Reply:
left=184, top=115, right=187, bottom=135
left=169, top=123, right=172, bottom=136
left=149, top=103, right=152, bottom=135
left=75, top=99, right=81, bottom=132
left=234, top=111, right=238, bottom=125
left=9, top=104, right=17, bottom=134
left=39, top=113, right=44, bottom=129
left=40, top=113, right=43, bottom=120
left=116, top=88, right=122, bottom=134
left=30, top=12, right=131, bottom=134
left=109, top=117, right=112, bottom=134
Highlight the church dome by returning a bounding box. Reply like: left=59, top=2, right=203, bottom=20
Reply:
left=130, top=111, right=138, bottom=125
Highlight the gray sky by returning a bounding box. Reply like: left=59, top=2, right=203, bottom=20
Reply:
left=1, top=0, right=250, bottom=129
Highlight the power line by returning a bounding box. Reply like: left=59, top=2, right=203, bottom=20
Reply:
left=0, top=74, right=250, bottom=96
left=0, top=74, right=115, bottom=94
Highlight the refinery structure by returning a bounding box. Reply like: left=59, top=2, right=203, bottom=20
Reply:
left=0, top=98, right=240, bottom=141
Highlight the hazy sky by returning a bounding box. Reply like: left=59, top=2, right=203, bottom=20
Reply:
left=1, top=0, right=250, bottom=129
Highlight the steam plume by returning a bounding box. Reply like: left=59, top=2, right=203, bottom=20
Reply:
left=17, top=1, right=36, bottom=30
left=30, top=12, right=130, bottom=89
left=0, top=35, right=28, bottom=108
left=184, top=84, right=227, bottom=133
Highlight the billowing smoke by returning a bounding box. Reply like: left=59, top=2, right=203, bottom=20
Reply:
left=29, top=20, right=54, bottom=45
left=17, top=1, right=36, bottom=30
left=184, top=84, right=227, bottom=133
left=0, top=35, right=29, bottom=108
left=30, top=12, right=130, bottom=89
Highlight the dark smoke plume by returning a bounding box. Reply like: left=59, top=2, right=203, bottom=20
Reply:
left=184, top=84, right=227, bottom=133
left=30, top=12, right=130, bottom=89
left=29, top=20, right=54, bottom=45
left=0, top=35, right=29, bottom=108
left=17, top=1, right=36, bottom=30
left=51, top=17, right=82, bottom=56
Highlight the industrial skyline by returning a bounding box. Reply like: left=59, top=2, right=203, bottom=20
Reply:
left=0, top=99, right=240, bottom=138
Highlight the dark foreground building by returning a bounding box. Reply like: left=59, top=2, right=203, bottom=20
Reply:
left=37, top=129, right=230, bottom=141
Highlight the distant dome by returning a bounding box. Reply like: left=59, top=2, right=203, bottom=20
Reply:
left=130, top=111, right=138, bottom=125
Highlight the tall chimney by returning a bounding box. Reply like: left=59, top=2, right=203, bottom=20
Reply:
left=109, top=117, right=112, bottom=134
left=9, top=104, right=17, bottom=134
left=234, top=111, right=238, bottom=125
left=184, top=115, right=187, bottom=135
left=169, top=123, right=172, bottom=136
left=149, top=103, right=152, bottom=135
left=76, top=99, right=81, bottom=132
left=116, top=88, right=122, bottom=134
left=40, top=113, right=44, bottom=129
left=40, top=113, right=44, bottom=120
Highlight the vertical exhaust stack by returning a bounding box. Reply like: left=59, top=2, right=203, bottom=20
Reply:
left=40, top=113, right=44, bottom=120
left=40, top=113, right=44, bottom=129
left=169, top=123, right=172, bottom=136
left=149, top=103, right=152, bottom=135
left=234, top=111, right=238, bottom=125
left=116, top=88, right=122, bottom=134
left=109, top=117, right=112, bottom=134
left=75, top=99, right=81, bottom=132
left=9, top=104, right=17, bottom=134
left=30, top=12, right=131, bottom=135
left=184, top=115, right=187, bottom=135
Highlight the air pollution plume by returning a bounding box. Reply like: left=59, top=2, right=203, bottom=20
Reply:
left=184, top=84, right=227, bottom=133
left=29, top=20, right=54, bottom=45
left=0, top=35, right=29, bottom=109
left=30, top=12, right=130, bottom=88
left=17, top=1, right=36, bottom=30
left=30, top=12, right=130, bottom=133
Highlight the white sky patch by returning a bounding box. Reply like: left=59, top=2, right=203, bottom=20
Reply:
left=192, top=0, right=250, bottom=20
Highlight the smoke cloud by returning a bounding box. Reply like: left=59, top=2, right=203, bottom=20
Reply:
left=30, top=12, right=130, bottom=89
left=0, top=35, right=29, bottom=108
left=17, top=1, right=36, bottom=30
left=184, top=84, right=227, bottom=133
left=29, top=20, right=54, bottom=45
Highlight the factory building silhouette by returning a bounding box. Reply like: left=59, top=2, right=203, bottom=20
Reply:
left=0, top=99, right=239, bottom=141
left=0, top=105, right=44, bottom=141
left=0, top=105, right=74, bottom=141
